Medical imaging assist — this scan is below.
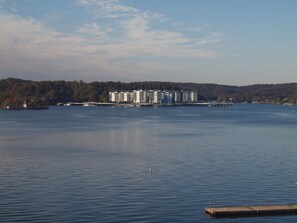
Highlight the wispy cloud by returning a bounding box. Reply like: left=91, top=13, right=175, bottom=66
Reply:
left=78, top=0, right=139, bottom=18
left=191, top=23, right=211, bottom=32
left=116, top=15, right=218, bottom=58
left=77, top=0, right=222, bottom=57
left=0, top=0, right=225, bottom=81
left=0, top=12, right=178, bottom=80
left=196, top=33, right=224, bottom=46
left=78, top=22, right=111, bottom=40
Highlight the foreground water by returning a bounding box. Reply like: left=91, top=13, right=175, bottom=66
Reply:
left=0, top=104, right=297, bottom=222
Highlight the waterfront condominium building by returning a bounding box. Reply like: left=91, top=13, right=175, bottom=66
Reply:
left=182, top=91, right=189, bottom=102
left=109, top=90, right=198, bottom=104
left=135, top=90, right=143, bottom=104
left=190, top=91, right=198, bottom=102
left=153, top=90, right=161, bottom=104
left=174, top=91, right=181, bottom=103
left=109, top=92, right=118, bottom=102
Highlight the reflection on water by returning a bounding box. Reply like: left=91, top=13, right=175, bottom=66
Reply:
left=1, top=104, right=297, bottom=222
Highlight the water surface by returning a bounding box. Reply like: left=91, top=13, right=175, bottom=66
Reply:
left=1, top=104, right=297, bottom=222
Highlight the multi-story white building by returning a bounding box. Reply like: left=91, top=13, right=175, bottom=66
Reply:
left=135, top=90, right=143, bottom=104
left=109, top=92, right=118, bottom=102
left=147, top=90, right=154, bottom=104
left=153, top=90, right=161, bottom=104
left=174, top=91, right=181, bottom=103
left=190, top=91, right=198, bottom=102
left=182, top=91, right=189, bottom=102
left=164, top=91, right=174, bottom=104
left=118, top=92, right=124, bottom=102
left=109, top=90, right=198, bottom=104
left=123, top=92, right=130, bottom=102
left=142, top=90, right=148, bottom=103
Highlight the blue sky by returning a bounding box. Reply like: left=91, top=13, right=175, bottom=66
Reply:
left=0, top=0, right=296, bottom=85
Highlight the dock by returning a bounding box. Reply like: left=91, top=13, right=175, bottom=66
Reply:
left=205, top=204, right=297, bottom=218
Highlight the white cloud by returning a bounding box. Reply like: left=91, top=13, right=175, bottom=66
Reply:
left=191, top=23, right=211, bottom=32
left=78, top=0, right=139, bottom=18
left=117, top=15, right=218, bottom=58
left=0, top=14, right=101, bottom=75
left=0, top=0, right=224, bottom=81
left=77, top=0, right=222, bottom=54
left=196, top=33, right=223, bottom=46
left=78, top=22, right=111, bottom=39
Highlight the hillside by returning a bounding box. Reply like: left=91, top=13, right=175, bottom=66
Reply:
left=1, top=78, right=297, bottom=108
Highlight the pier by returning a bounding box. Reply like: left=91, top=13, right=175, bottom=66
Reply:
left=61, top=102, right=114, bottom=106
left=205, top=204, right=297, bottom=218
left=180, top=102, right=233, bottom=107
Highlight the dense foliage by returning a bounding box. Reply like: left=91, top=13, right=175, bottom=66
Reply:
left=1, top=78, right=297, bottom=107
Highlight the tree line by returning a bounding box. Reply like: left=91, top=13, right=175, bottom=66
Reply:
left=1, top=78, right=297, bottom=108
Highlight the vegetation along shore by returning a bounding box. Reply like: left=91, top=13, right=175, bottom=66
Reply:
left=1, top=78, right=297, bottom=109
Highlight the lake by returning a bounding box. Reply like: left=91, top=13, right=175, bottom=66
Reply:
left=0, top=104, right=297, bottom=222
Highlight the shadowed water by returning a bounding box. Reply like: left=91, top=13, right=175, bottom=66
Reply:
left=1, top=104, right=297, bottom=222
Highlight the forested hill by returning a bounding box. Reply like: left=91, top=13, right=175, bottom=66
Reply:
left=1, top=78, right=297, bottom=106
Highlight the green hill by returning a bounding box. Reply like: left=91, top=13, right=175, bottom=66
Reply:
left=1, top=78, right=297, bottom=108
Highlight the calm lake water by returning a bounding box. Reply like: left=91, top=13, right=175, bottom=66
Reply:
left=1, top=104, right=297, bottom=223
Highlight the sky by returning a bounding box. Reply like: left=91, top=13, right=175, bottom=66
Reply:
left=0, top=0, right=296, bottom=85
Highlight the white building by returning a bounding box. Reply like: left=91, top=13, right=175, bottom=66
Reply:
left=119, top=92, right=124, bottom=102
left=174, top=91, right=181, bottom=103
left=147, top=90, right=154, bottom=104
left=153, top=91, right=161, bottom=104
left=135, top=90, right=143, bottom=104
left=180, top=91, right=198, bottom=103
left=109, top=92, right=118, bottom=102
left=109, top=90, right=198, bottom=104
left=123, top=92, right=131, bottom=102
left=182, top=91, right=189, bottom=102
left=142, top=90, right=148, bottom=103
left=164, top=91, right=174, bottom=104
left=190, top=91, right=198, bottom=102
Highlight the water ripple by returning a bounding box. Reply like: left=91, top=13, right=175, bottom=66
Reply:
left=1, top=105, right=297, bottom=222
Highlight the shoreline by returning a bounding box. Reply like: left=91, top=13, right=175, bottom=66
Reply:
left=58, top=102, right=234, bottom=107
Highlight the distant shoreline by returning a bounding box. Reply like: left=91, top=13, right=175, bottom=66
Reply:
left=1, top=78, right=297, bottom=107
left=57, top=101, right=233, bottom=108
left=0, top=106, right=49, bottom=111
left=2, top=102, right=297, bottom=111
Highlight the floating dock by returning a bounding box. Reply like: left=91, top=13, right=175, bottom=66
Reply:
left=205, top=204, right=297, bottom=218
